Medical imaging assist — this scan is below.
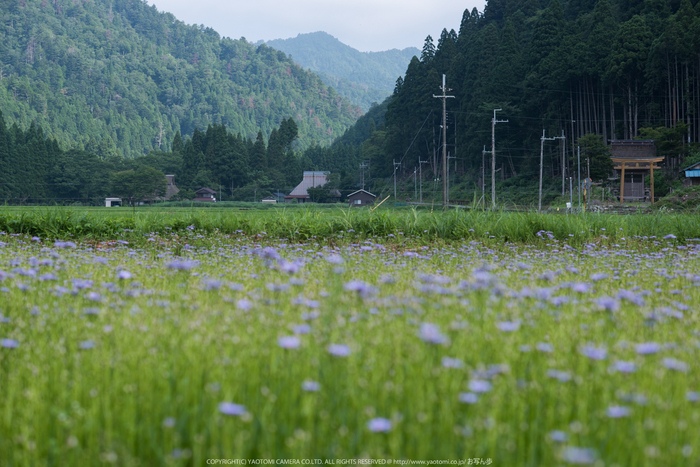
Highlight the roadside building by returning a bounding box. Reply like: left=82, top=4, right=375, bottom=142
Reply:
left=681, top=161, right=700, bottom=187
left=165, top=175, right=179, bottom=200
left=285, top=171, right=329, bottom=203
left=347, top=189, right=376, bottom=207
left=193, top=187, right=217, bottom=202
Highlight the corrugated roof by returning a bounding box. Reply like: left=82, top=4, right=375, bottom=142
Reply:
left=288, top=172, right=329, bottom=197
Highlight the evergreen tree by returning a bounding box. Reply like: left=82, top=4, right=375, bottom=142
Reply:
left=172, top=131, right=185, bottom=154
left=420, top=36, right=436, bottom=63
left=250, top=131, right=267, bottom=173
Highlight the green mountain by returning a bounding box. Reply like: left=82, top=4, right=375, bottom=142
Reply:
left=264, top=32, right=419, bottom=111
left=0, top=0, right=362, bottom=158
left=321, top=0, right=700, bottom=205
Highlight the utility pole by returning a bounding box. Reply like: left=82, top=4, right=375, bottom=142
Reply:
left=569, top=177, right=573, bottom=209
left=434, top=74, right=454, bottom=210
left=482, top=146, right=488, bottom=203
left=447, top=152, right=456, bottom=206
left=414, top=167, right=417, bottom=201
left=539, top=130, right=565, bottom=213
left=360, top=160, right=369, bottom=190
left=560, top=130, right=566, bottom=197
left=577, top=146, right=581, bottom=210
left=393, top=159, right=401, bottom=200
left=419, top=158, right=429, bottom=203
left=491, top=109, right=508, bottom=209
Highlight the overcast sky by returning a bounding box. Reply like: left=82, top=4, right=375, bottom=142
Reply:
left=147, top=0, right=486, bottom=52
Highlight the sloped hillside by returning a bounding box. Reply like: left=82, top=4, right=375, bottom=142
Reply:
left=0, top=0, right=362, bottom=157
left=265, top=32, right=419, bottom=110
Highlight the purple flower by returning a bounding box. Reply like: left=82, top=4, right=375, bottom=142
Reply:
left=258, top=247, right=280, bottom=261
left=218, top=402, right=247, bottom=416
left=458, top=392, right=479, bottom=404
left=662, top=358, right=689, bottom=372
left=536, top=342, right=554, bottom=353
left=417, top=323, right=448, bottom=345
left=686, top=391, right=700, bottom=402
left=166, top=260, right=200, bottom=271
left=664, top=234, right=677, bottom=240
left=117, top=270, right=132, bottom=280
left=78, top=340, right=95, bottom=350
left=441, top=357, right=464, bottom=369
left=610, top=360, right=637, bottom=373
left=636, top=342, right=660, bottom=355
left=468, top=380, right=492, bottom=393
left=278, top=259, right=303, bottom=274
left=325, top=254, right=345, bottom=265
left=367, top=417, right=392, bottom=433
left=561, top=447, right=597, bottom=465
left=162, top=417, right=176, bottom=428
left=236, top=299, right=252, bottom=311
left=327, top=344, right=351, bottom=357
left=580, top=345, right=607, bottom=360
left=302, top=381, right=321, bottom=392
left=1, top=338, right=19, bottom=348
left=571, top=283, right=592, bottom=293
left=606, top=406, right=631, bottom=418
left=54, top=241, right=76, bottom=249
left=594, top=297, right=619, bottom=312
left=277, top=336, right=301, bottom=349
left=293, top=324, right=311, bottom=334
left=549, top=430, right=568, bottom=442
left=547, top=369, right=572, bottom=382
left=497, top=321, right=520, bottom=332
left=86, top=292, right=102, bottom=302
left=343, top=280, right=377, bottom=298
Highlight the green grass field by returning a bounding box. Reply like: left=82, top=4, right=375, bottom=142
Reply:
left=1, top=209, right=700, bottom=465
left=1, top=205, right=700, bottom=246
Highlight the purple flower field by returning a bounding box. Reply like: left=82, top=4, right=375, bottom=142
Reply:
left=0, top=229, right=699, bottom=464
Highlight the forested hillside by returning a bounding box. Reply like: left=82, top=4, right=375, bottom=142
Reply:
left=0, top=0, right=362, bottom=158
left=325, top=0, right=700, bottom=203
left=265, top=32, right=419, bottom=111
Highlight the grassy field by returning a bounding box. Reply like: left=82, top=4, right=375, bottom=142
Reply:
left=0, top=224, right=699, bottom=465
left=2, top=205, right=700, bottom=246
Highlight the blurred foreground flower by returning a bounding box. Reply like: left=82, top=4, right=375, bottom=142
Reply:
left=218, top=402, right=247, bottom=416
left=367, top=418, right=392, bottom=433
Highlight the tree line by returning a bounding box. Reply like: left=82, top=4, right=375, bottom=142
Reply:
left=0, top=108, right=372, bottom=205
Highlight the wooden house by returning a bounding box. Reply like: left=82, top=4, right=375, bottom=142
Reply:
left=681, top=161, right=700, bottom=187
left=347, top=189, right=376, bottom=207
left=194, top=187, right=217, bottom=202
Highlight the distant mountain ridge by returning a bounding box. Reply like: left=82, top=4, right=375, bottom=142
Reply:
left=264, top=32, right=420, bottom=111
left=0, top=0, right=362, bottom=157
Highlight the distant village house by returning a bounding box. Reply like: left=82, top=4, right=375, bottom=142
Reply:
left=194, top=187, right=217, bottom=202
left=681, top=161, right=700, bottom=187
left=285, top=171, right=329, bottom=203
left=347, top=189, right=376, bottom=207
left=165, top=175, right=179, bottom=200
